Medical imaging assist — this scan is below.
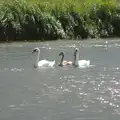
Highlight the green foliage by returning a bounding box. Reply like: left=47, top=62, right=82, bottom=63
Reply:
left=0, top=0, right=119, bottom=41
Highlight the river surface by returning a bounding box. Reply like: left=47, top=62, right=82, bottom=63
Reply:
left=0, top=39, right=120, bottom=120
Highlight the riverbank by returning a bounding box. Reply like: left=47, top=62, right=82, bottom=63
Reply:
left=0, top=0, right=119, bottom=42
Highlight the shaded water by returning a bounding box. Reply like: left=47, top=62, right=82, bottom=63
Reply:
left=0, top=39, right=120, bottom=120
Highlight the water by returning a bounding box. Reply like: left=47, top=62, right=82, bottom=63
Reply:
left=0, top=39, right=120, bottom=120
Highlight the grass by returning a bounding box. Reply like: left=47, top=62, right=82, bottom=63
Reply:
left=0, top=0, right=119, bottom=42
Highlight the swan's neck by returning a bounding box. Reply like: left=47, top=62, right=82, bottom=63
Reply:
left=74, top=51, right=79, bottom=66
left=59, top=54, right=64, bottom=66
left=34, top=51, right=40, bottom=68
left=73, top=52, right=76, bottom=65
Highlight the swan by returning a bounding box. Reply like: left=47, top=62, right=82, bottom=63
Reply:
left=58, top=52, right=72, bottom=66
left=73, top=48, right=90, bottom=68
left=32, top=47, right=55, bottom=68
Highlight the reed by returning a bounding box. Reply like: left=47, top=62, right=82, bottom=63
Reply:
left=0, top=0, right=119, bottom=41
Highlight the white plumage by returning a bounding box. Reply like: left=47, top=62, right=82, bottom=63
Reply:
left=73, top=48, right=90, bottom=68
left=32, top=48, right=55, bottom=68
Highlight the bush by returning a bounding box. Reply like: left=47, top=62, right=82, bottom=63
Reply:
left=0, top=0, right=119, bottom=42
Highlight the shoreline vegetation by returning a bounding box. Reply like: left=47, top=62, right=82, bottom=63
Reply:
left=0, top=0, right=120, bottom=42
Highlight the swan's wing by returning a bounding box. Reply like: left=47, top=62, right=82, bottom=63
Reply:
left=62, top=60, right=72, bottom=66
left=38, top=60, right=55, bottom=67
left=78, top=60, right=90, bottom=66
left=38, top=60, right=49, bottom=67
left=48, top=61, right=55, bottom=67
left=87, top=60, right=90, bottom=65
left=40, top=60, right=49, bottom=63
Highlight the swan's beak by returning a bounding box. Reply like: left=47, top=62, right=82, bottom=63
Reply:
left=75, top=48, right=79, bottom=51
left=32, top=50, right=34, bottom=53
left=74, top=48, right=78, bottom=55
left=32, top=49, right=37, bottom=53
left=32, top=49, right=36, bottom=53
left=59, top=52, right=62, bottom=56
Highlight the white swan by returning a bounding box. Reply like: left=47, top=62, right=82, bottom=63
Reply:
left=73, top=48, right=90, bottom=68
left=58, top=52, right=72, bottom=66
left=32, top=47, right=55, bottom=68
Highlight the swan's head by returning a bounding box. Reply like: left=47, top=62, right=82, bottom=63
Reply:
left=59, top=52, right=64, bottom=56
left=32, top=47, right=40, bottom=53
left=74, top=48, right=79, bottom=56
left=75, top=48, right=79, bottom=52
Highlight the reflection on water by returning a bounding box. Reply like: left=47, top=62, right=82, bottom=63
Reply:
left=0, top=39, right=120, bottom=120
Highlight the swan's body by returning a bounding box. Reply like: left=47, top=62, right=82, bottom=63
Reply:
left=58, top=52, right=72, bottom=66
left=32, top=48, right=55, bottom=68
left=62, top=61, right=72, bottom=66
left=77, top=60, right=90, bottom=67
left=37, top=59, right=55, bottom=67
left=73, top=48, right=90, bottom=68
